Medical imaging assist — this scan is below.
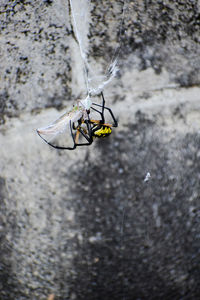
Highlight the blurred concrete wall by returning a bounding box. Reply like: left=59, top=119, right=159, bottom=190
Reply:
left=0, top=0, right=200, bottom=299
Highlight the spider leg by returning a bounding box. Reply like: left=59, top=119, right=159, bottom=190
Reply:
left=89, top=119, right=101, bottom=124
left=75, top=129, right=80, bottom=144
left=90, top=106, right=105, bottom=123
left=37, top=120, right=77, bottom=150
left=101, top=91, right=105, bottom=116
left=90, top=92, right=106, bottom=123
left=91, top=93, right=118, bottom=127
left=75, top=120, right=93, bottom=147
left=90, top=120, right=113, bottom=127
left=103, top=105, right=118, bottom=127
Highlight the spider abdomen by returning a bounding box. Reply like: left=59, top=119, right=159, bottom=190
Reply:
left=92, top=125, right=112, bottom=138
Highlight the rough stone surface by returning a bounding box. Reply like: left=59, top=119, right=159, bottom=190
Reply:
left=0, top=0, right=200, bottom=299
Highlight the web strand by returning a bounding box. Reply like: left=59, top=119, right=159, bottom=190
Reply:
left=69, top=0, right=127, bottom=97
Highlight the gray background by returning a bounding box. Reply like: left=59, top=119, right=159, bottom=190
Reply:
left=0, top=0, right=199, bottom=299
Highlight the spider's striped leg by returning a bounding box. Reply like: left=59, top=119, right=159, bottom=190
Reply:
left=75, top=129, right=80, bottom=144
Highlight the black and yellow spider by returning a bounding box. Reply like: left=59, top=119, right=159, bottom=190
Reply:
left=37, top=92, right=118, bottom=150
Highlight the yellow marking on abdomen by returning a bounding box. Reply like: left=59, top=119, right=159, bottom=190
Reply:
left=94, top=126, right=112, bottom=137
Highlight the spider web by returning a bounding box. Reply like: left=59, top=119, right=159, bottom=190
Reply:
left=69, top=0, right=126, bottom=100
left=37, top=1, right=126, bottom=148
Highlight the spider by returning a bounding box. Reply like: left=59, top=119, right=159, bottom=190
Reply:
left=37, top=92, right=118, bottom=150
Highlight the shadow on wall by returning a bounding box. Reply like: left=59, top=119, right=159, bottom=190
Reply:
left=57, top=112, right=200, bottom=299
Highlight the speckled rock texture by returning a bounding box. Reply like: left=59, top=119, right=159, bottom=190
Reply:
left=0, top=0, right=200, bottom=299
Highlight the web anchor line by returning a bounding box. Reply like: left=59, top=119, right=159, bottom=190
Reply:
left=69, top=0, right=127, bottom=99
